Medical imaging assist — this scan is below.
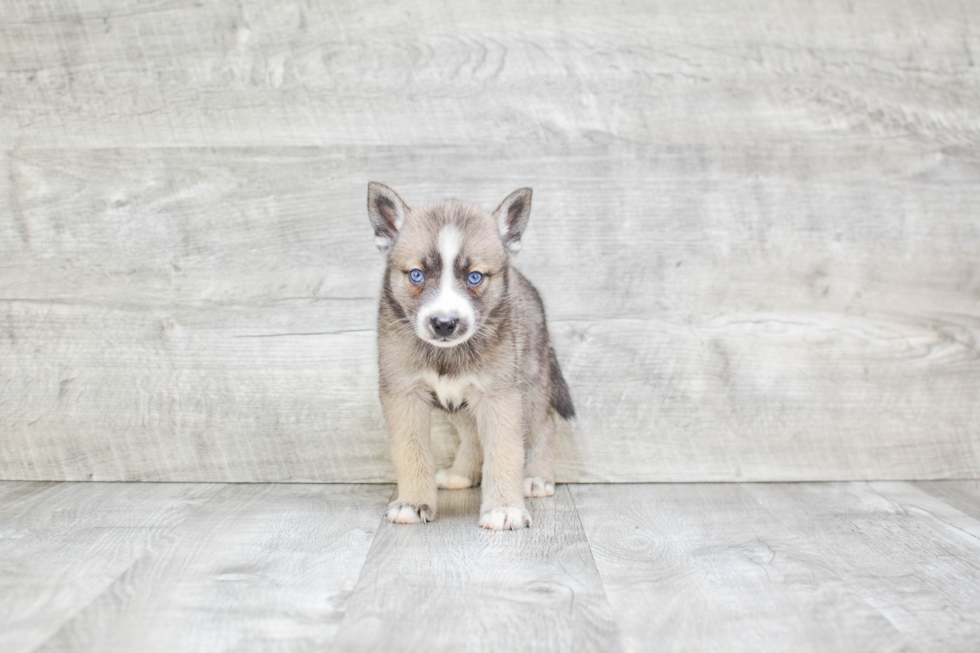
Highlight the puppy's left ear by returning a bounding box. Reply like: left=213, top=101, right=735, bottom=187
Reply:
left=493, top=188, right=532, bottom=255
left=367, top=182, right=410, bottom=254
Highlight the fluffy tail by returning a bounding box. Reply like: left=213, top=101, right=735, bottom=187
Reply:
left=548, top=347, right=576, bottom=420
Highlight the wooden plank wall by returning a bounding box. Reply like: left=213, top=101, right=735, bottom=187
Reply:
left=1, top=0, right=978, bottom=482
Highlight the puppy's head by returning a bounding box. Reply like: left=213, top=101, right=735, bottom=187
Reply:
left=367, top=183, right=531, bottom=348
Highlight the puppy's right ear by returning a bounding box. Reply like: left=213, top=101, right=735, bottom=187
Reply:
left=367, top=182, right=410, bottom=254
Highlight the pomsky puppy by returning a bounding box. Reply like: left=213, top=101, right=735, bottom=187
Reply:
left=367, top=183, right=575, bottom=530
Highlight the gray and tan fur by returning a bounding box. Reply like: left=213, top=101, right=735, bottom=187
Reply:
left=367, top=183, right=575, bottom=530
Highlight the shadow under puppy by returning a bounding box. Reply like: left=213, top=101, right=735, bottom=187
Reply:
left=367, top=183, right=575, bottom=530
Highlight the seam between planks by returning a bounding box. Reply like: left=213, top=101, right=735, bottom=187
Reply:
left=25, top=483, right=229, bottom=653
left=738, top=480, right=980, bottom=649
left=566, top=484, right=627, bottom=652
left=866, top=482, right=980, bottom=546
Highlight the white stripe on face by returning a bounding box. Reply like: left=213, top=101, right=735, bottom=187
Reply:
left=438, top=225, right=462, bottom=272
left=416, top=225, right=476, bottom=347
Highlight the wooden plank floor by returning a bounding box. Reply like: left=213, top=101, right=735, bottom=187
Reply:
left=2, top=481, right=979, bottom=652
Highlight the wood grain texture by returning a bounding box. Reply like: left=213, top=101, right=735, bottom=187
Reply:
left=2, top=0, right=980, bottom=482
left=741, top=482, right=980, bottom=652
left=0, top=481, right=222, bottom=653
left=0, top=300, right=387, bottom=482
left=913, top=480, right=980, bottom=522
left=333, top=486, right=622, bottom=653
left=5, top=481, right=980, bottom=651
left=1, top=1, right=977, bottom=149
left=28, top=483, right=392, bottom=653
left=570, top=483, right=909, bottom=653
left=0, top=479, right=56, bottom=504
left=3, top=144, right=978, bottom=482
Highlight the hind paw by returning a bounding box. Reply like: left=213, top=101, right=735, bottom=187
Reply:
left=436, top=469, right=476, bottom=489
left=523, top=477, right=555, bottom=498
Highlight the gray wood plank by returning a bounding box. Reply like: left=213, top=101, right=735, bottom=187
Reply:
left=3, top=148, right=383, bottom=311
left=31, top=483, right=392, bottom=653
left=0, top=480, right=58, bottom=505
left=1, top=1, right=977, bottom=149
left=913, top=480, right=980, bottom=522
left=0, top=150, right=14, bottom=251
left=4, top=303, right=977, bottom=484
left=0, top=481, right=222, bottom=653
left=6, top=145, right=980, bottom=319
left=0, top=302, right=389, bottom=483
left=741, top=482, right=980, bottom=652
left=570, top=483, right=909, bottom=653
left=3, top=144, right=979, bottom=482
left=333, top=486, right=622, bottom=653
left=869, top=481, right=980, bottom=545
left=552, top=313, right=980, bottom=482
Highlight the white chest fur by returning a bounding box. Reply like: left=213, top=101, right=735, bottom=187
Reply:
left=421, top=371, right=481, bottom=411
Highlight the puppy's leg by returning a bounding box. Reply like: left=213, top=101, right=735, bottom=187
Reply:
left=473, top=390, right=531, bottom=530
left=382, top=389, right=437, bottom=524
left=523, top=408, right=556, bottom=498
left=436, top=411, right=482, bottom=489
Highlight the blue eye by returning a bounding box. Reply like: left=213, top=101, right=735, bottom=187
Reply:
left=409, top=269, right=425, bottom=284
left=467, top=271, right=484, bottom=285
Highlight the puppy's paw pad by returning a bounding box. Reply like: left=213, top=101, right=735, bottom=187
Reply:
left=523, top=477, right=555, bottom=498
left=436, top=469, right=475, bottom=489
left=385, top=501, right=434, bottom=524
left=479, top=506, right=532, bottom=530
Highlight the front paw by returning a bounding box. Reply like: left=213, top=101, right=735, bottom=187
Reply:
left=523, top=477, right=555, bottom=498
left=386, top=501, right=435, bottom=524
left=436, top=469, right=476, bottom=489
left=479, top=506, right=532, bottom=530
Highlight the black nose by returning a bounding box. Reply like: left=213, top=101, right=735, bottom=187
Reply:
left=431, top=316, right=458, bottom=338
